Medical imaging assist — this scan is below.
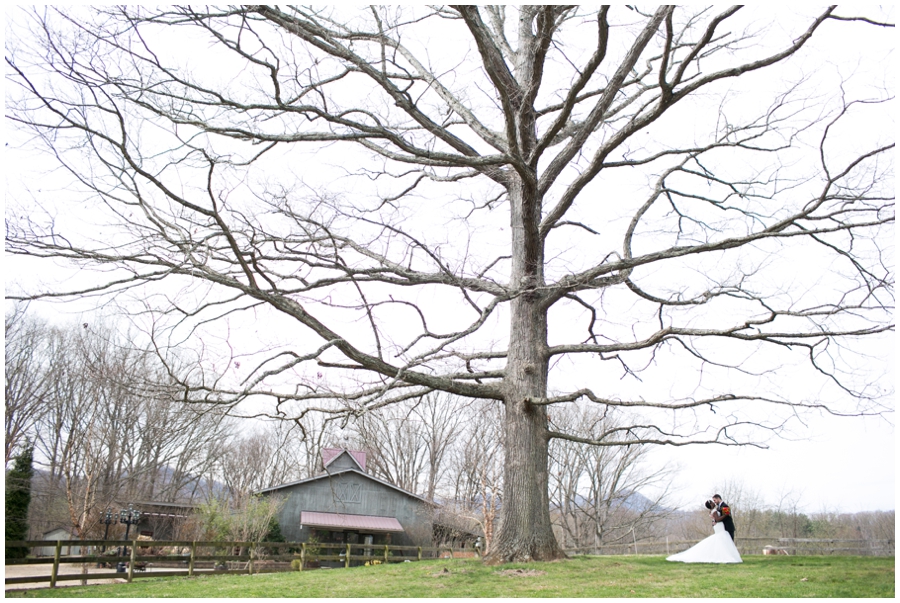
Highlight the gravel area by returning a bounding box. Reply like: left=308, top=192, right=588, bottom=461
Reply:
left=5, top=562, right=149, bottom=592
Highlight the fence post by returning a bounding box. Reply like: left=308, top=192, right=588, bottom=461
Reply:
left=128, top=541, right=136, bottom=583
left=50, top=540, right=62, bottom=588
left=189, top=542, right=196, bottom=577
left=345, top=543, right=351, bottom=568
left=384, top=544, right=389, bottom=563
left=249, top=544, right=255, bottom=575
left=300, top=543, right=306, bottom=571
left=417, top=546, right=422, bottom=561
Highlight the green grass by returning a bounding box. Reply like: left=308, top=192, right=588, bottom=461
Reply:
left=6, top=555, right=894, bottom=598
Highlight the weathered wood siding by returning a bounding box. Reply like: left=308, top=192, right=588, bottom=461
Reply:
left=272, top=471, right=432, bottom=547
left=325, top=450, right=363, bottom=471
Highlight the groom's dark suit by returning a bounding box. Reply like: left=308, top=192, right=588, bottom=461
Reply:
left=716, top=501, right=735, bottom=541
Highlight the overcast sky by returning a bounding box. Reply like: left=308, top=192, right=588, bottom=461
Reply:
left=653, top=412, right=894, bottom=513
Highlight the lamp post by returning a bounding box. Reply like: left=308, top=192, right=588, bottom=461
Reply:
left=101, top=509, right=116, bottom=553
left=118, top=506, right=142, bottom=558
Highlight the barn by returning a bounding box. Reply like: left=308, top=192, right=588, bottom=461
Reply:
left=258, top=449, right=436, bottom=554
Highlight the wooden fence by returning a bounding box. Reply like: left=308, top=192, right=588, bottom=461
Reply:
left=564, top=536, right=894, bottom=557
left=7, top=535, right=893, bottom=589
left=4, top=539, right=470, bottom=588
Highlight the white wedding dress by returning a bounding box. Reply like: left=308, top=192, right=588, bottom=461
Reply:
left=666, top=522, right=742, bottom=564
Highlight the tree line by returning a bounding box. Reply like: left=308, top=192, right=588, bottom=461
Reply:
left=6, top=306, right=670, bottom=553
left=6, top=305, right=232, bottom=539
left=664, top=486, right=894, bottom=547
left=6, top=304, right=891, bottom=553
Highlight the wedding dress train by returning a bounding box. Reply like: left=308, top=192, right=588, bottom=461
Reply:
left=666, top=522, right=742, bottom=563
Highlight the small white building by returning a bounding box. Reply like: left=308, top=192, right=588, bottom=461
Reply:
left=38, top=527, right=83, bottom=557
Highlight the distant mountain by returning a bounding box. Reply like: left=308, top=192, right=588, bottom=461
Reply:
left=434, top=489, right=663, bottom=516
left=27, top=465, right=228, bottom=505
left=558, top=489, right=661, bottom=513
left=619, top=490, right=657, bottom=512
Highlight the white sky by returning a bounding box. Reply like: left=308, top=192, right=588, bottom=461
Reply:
left=4, top=7, right=895, bottom=515
left=651, top=411, right=895, bottom=513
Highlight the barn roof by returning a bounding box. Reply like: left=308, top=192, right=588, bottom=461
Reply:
left=321, top=448, right=366, bottom=471
left=255, top=467, right=432, bottom=505
left=300, top=511, right=404, bottom=532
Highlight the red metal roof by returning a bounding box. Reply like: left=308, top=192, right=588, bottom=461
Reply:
left=300, top=511, right=404, bottom=532
left=321, top=448, right=367, bottom=472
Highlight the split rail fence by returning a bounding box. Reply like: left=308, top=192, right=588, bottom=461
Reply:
left=7, top=535, right=893, bottom=589
left=5, top=539, right=471, bottom=589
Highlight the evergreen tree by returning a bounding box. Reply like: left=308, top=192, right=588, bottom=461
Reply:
left=264, top=517, right=285, bottom=543
left=6, top=444, right=35, bottom=558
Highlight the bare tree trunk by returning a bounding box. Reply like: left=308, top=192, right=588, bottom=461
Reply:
left=487, top=179, right=565, bottom=563
left=491, top=391, right=562, bottom=561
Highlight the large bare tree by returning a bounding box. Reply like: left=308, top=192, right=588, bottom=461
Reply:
left=6, top=7, right=893, bottom=561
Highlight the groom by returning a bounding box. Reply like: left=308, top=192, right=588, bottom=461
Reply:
left=712, top=494, right=736, bottom=541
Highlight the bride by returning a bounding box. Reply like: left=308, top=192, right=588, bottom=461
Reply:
left=667, top=500, right=742, bottom=564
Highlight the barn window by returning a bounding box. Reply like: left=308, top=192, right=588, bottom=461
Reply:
left=335, top=481, right=361, bottom=503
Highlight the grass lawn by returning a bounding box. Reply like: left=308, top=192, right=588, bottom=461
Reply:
left=6, top=555, right=894, bottom=598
